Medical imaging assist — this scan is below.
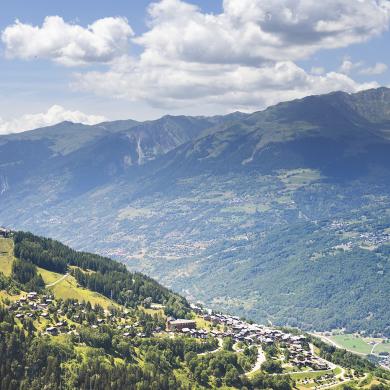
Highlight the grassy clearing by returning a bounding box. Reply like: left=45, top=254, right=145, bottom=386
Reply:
left=0, top=238, right=15, bottom=277
left=194, top=315, right=213, bottom=330
left=333, top=367, right=342, bottom=376
left=50, top=274, right=115, bottom=309
left=291, top=369, right=335, bottom=380
left=329, top=334, right=372, bottom=354
left=141, top=306, right=166, bottom=318
left=329, top=377, right=385, bottom=390
left=41, top=269, right=116, bottom=309
left=0, top=290, right=12, bottom=302
left=0, top=242, right=116, bottom=311
left=34, top=317, right=52, bottom=332
left=0, top=290, right=8, bottom=300
left=372, top=342, right=390, bottom=354
left=359, top=378, right=390, bottom=389
left=278, top=168, right=322, bottom=191
left=38, top=267, right=64, bottom=285
left=0, top=290, right=23, bottom=303
left=293, top=368, right=344, bottom=390
left=0, top=238, right=20, bottom=304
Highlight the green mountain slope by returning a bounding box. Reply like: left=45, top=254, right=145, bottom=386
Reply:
left=0, top=113, right=243, bottom=196
left=0, top=233, right=215, bottom=390
left=0, top=88, right=389, bottom=336
left=1, top=233, right=389, bottom=390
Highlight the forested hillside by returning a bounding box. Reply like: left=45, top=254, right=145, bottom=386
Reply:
left=11, top=231, right=190, bottom=319
left=0, top=88, right=389, bottom=335
left=1, top=233, right=389, bottom=390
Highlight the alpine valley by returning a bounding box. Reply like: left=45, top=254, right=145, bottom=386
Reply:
left=1, top=87, right=389, bottom=338
left=1, top=231, right=389, bottom=389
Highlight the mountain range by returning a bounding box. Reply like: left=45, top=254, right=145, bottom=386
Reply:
left=1, top=87, right=389, bottom=336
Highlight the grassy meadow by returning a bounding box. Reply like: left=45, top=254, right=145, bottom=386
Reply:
left=0, top=238, right=15, bottom=277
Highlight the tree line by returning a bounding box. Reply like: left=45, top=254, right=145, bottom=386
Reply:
left=13, top=231, right=190, bottom=317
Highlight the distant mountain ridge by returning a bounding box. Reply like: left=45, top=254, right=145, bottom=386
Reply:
left=0, top=87, right=389, bottom=335
left=0, top=111, right=247, bottom=195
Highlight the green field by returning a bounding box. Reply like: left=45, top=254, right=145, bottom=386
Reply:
left=37, top=266, right=118, bottom=309
left=37, top=267, right=64, bottom=285
left=372, top=342, right=390, bottom=354
left=1, top=240, right=114, bottom=309
left=291, top=367, right=339, bottom=380
left=322, top=333, right=390, bottom=356
left=0, top=238, right=15, bottom=277
left=194, top=314, right=213, bottom=330
left=141, top=306, right=166, bottom=317
left=49, top=274, right=117, bottom=309
left=293, top=368, right=343, bottom=390
left=329, top=335, right=373, bottom=354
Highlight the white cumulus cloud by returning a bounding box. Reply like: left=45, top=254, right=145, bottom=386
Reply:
left=1, top=0, right=389, bottom=114
left=72, top=0, right=386, bottom=111
left=135, top=0, right=390, bottom=64
left=1, top=16, right=134, bottom=66
left=339, top=59, right=364, bottom=75
left=0, top=105, right=106, bottom=134
left=359, top=62, right=388, bottom=75
left=73, top=57, right=378, bottom=112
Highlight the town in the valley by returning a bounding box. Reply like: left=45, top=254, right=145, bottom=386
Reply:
left=5, top=289, right=379, bottom=389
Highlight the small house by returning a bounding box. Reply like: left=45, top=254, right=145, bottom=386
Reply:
left=46, top=327, right=58, bottom=335
left=0, top=228, right=10, bottom=238
left=167, top=318, right=197, bottom=332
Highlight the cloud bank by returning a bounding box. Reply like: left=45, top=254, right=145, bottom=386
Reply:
left=73, top=0, right=385, bottom=110
left=137, top=0, right=390, bottom=64
left=0, top=105, right=106, bottom=134
left=1, top=0, right=389, bottom=113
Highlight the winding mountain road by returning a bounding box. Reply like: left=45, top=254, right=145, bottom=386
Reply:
left=45, top=273, right=69, bottom=288
left=198, top=337, right=223, bottom=356
left=245, top=346, right=266, bottom=376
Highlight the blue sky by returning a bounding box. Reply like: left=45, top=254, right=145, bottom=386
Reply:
left=0, top=0, right=389, bottom=133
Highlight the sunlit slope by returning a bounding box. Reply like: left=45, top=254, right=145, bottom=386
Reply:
left=0, top=238, right=15, bottom=277
left=38, top=267, right=117, bottom=309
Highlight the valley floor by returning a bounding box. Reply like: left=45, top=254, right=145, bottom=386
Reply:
left=314, top=332, right=390, bottom=371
